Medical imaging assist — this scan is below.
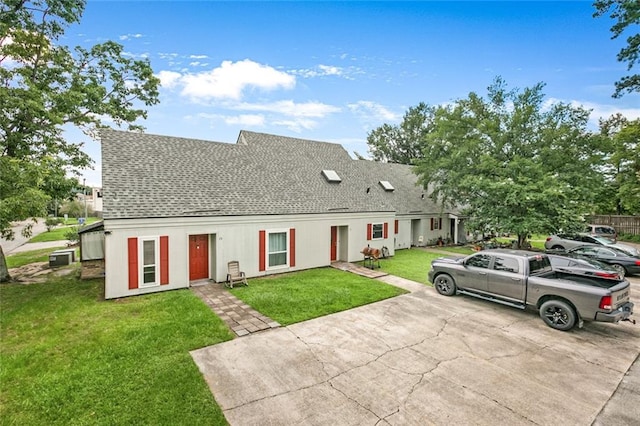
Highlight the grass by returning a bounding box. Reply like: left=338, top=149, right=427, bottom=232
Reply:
left=29, top=226, right=77, bottom=243
left=354, top=248, right=446, bottom=284
left=231, top=267, right=407, bottom=325
left=0, top=276, right=234, bottom=425
left=6, top=247, right=71, bottom=268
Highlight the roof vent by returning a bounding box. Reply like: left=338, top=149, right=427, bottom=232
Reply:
left=322, top=170, right=341, bottom=183
left=379, top=180, right=394, bottom=191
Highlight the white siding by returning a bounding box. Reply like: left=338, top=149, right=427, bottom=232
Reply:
left=103, top=212, right=396, bottom=299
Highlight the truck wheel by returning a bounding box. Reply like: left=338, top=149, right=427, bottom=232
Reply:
left=610, top=264, right=626, bottom=279
left=539, top=300, right=576, bottom=331
left=434, top=274, right=457, bottom=296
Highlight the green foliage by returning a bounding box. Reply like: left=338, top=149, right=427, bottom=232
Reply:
left=0, top=0, right=160, bottom=246
left=44, top=216, right=62, bottom=231
left=413, top=77, right=602, bottom=246
left=593, top=0, right=640, bottom=97
left=0, top=278, right=232, bottom=425
left=595, top=115, right=640, bottom=214
left=366, top=102, right=435, bottom=164
left=59, top=200, right=87, bottom=218
left=232, top=268, right=407, bottom=325
left=63, top=226, right=79, bottom=243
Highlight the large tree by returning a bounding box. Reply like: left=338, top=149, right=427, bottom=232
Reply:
left=593, top=0, right=640, bottom=97
left=366, top=102, right=435, bottom=164
left=0, top=0, right=160, bottom=281
left=413, top=78, right=605, bottom=248
left=596, top=114, right=640, bottom=214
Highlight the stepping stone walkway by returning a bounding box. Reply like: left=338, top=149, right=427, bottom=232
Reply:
left=191, top=282, right=280, bottom=337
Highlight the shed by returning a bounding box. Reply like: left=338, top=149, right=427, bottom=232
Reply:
left=78, top=221, right=105, bottom=279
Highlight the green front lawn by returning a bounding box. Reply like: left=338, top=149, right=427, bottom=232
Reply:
left=232, top=267, right=407, bottom=325
left=0, top=278, right=233, bottom=425
left=29, top=226, right=77, bottom=242
left=6, top=247, right=70, bottom=268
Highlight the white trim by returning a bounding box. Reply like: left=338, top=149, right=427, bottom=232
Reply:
left=139, top=236, right=160, bottom=288
left=372, top=223, right=384, bottom=240
left=266, top=228, right=289, bottom=271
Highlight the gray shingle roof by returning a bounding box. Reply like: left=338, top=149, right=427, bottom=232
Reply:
left=100, top=129, right=445, bottom=219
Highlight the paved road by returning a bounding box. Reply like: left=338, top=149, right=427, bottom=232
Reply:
left=192, top=275, right=640, bottom=425
left=0, top=219, right=48, bottom=254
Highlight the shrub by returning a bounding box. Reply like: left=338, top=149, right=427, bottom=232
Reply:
left=45, top=217, right=63, bottom=231
left=64, top=226, right=79, bottom=243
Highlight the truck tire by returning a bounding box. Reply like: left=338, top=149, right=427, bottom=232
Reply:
left=434, top=274, right=457, bottom=296
left=539, top=299, right=577, bottom=331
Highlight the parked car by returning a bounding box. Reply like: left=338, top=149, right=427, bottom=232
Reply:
left=547, top=245, right=640, bottom=278
left=544, top=233, right=638, bottom=256
left=585, top=224, right=617, bottom=242
left=427, top=250, right=634, bottom=331
left=546, top=254, right=623, bottom=281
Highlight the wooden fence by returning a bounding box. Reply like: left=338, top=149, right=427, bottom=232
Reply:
left=588, top=215, right=640, bottom=236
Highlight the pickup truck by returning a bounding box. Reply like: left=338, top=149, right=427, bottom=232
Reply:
left=427, top=249, right=634, bottom=331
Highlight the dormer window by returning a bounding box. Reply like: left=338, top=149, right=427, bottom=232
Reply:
left=322, top=170, right=341, bottom=183
left=379, top=180, right=394, bottom=191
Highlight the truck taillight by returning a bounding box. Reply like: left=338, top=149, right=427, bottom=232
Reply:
left=546, top=237, right=552, bottom=242
left=599, top=295, right=612, bottom=310
left=635, top=260, right=640, bottom=266
left=595, top=271, right=619, bottom=280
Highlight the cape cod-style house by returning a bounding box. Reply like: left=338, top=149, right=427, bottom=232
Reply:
left=100, top=129, right=466, bottom=299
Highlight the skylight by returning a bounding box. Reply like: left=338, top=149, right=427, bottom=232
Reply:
left=379, top=180, right=394, bottom=191
left=322, top=170, right=341, bottom=183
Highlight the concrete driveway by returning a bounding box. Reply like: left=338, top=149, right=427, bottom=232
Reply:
left=192, top=276, right=640, bottom=425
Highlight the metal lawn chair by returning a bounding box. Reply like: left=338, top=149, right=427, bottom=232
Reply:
left=226, top=260, right=248, bottom=288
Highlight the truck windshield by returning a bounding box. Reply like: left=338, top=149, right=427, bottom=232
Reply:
left=529, top=255, right=553, bottom=275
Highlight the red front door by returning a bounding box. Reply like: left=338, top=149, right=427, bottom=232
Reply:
left=189, top=234, right=209, bottom=280
left=330, top=226, right=337, bottom=261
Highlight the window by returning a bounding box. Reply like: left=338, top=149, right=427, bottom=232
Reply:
left=321, top=170, right=341, bottom=183
left=430, top=218, right=442, bottom=230
left=372, top=223, right=384, bottom=239
left=493, top=256, right=519, bottom=273
left=466, top=254, right=491, bottom=269
left=140, top=237, right=159, bottom=286
left=128, top=236, right=169, bottom=290
left=379, top=180, right=394, bottom=191
left=268, top=231, right=288, bottom=267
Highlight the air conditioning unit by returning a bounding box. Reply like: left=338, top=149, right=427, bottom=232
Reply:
left=49, top=250, right=73, bottom=268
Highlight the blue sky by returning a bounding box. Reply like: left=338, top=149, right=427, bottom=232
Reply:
left=67, top=1, right=639, bottom=187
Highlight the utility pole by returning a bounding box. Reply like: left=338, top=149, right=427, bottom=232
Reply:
left=83, top=178, right=88, bottom=220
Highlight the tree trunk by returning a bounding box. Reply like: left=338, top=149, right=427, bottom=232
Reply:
left=0, top=245, right=11, bottom=282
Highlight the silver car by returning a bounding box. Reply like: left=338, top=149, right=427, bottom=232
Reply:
left=544, top=234, right=638, bottom=256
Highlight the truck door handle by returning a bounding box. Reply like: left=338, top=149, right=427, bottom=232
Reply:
left=479, top=272, right=487, bottom=275
left=511, top=278, right=521, bottom=281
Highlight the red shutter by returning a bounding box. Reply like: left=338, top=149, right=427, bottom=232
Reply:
left=383, top=222, right=388, bottom=239
left=394, top=220, right=399, bottom=234
left=289, top=228, right=296, bottom=267
left=160, top=236, right=169, bottom=285
left=259, top=230, right=266, bottom=271
left=367, top=223, right=372, bottom=240
left=439, top=219, right=443, bottom=230
left=430, top=218, right=434, bottom=231
left=128, top=237, right=138, bottom=290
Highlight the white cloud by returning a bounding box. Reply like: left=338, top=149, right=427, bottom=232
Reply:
left=190, top=54, right=208, bottom=59
left=292, top=64, right=355, bottom=79
left=222, top=114, right=265, bottom=126
left=271, top=118, right=317, bottom=132
left=234, top=100, right=340, bottom=118
left=119, top=33, right=143, bottom=41
left=179, top=59, right=296, bottom=100
left=156, top=70, right=182, bottom=88
left=348, top=101, right=401, bottom=123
